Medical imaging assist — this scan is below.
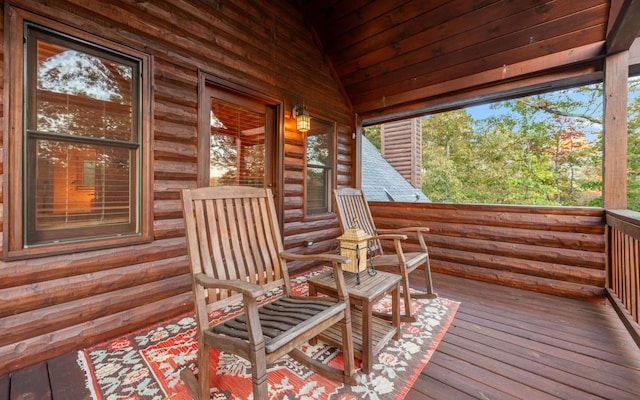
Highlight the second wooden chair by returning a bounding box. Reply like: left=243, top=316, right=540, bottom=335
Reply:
left=333, top=187, right=436, bottom=322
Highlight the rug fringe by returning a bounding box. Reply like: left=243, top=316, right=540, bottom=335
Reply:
left=75, top=350, right=100, bottom=400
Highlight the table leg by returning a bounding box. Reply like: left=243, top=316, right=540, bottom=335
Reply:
left=392, top=282, right=400, bottom=340
left=361, top=299, right=373, bottom=374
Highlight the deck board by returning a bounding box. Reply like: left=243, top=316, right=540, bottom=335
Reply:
left=8, top=362, right=51, bottom=400
left=452, top=320, right=638, bottom=389
left=410, top=373, right=477, bottom=400
left=49, top=352, right=93, bottom=400
left=442, top=333, right=636, bottom=399
left=434, top=346, right=566, bottom=400
left=2, top=272, right=640, bottom=399
left=410, top=272, right=640, bottom=399
left=0, top=374, right=8, bottom=400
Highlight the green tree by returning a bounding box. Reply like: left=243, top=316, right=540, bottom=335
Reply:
left=421, top=110, right=475, bottom=202
left=422, top=84, right=610, bottom=206
left=363, top=125, right=381, bottom=149
left=475, top=85, right=603, bottom=206
left=627, top=76, right=640, bottom=211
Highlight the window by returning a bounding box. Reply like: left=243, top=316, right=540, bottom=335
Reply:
left=6, top=8, right=152, bottom=258
left=199, top=79, right=278, bottom=191
left=208, top=105, right=266, bottom=188
left=305, top=119, right=335, bottom=216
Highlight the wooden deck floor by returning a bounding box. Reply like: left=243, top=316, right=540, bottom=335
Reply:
left=2, top=272, right=640, bottom=399
left=408, top=272, right=640, bottom=400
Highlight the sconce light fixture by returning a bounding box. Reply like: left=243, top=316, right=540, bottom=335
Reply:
left=292, top=102, right=311, bottom=132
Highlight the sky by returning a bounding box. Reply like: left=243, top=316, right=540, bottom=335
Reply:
left=464, top=78, right=640, bottom=134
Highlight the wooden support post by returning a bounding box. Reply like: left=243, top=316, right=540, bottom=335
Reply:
left=354, top=113, right=363, bottom=190
left=603, top=51, right=629, bottom=210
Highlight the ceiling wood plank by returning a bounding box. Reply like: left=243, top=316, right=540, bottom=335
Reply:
left=333, top=0, right=502, bottom=73
left=325, top=0, right=411, bottom=42
left=342, top=1, right=607, bottom=89
left=301, top=0, right=611, bottom=119
left=300, top=0, right=388, bottom=41
left=350, top=21, right=607, bottom=106
left=327, top=0, right=457, bottom=60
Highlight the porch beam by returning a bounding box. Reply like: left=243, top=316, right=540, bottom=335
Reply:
left=606, top=0, right=640, bottom=55
left=602, top=51, right=629, bottom=209
left=630, top=38, right=640, bottom=71
left=362, top=65, right=601, bottom=126
left=355, top=42, right=605, bottom=119
left=354, top=113, right=363, bottom=190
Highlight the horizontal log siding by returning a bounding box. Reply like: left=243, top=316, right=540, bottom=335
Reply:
left=0, top=0, right=353, bottom=374
left=381, top=119, right=422, bottom=188
left=368, top=202, right=607, bottom=302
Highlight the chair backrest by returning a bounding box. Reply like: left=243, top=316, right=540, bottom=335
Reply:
left=181, top=186, right=290, bottom=308
left=333, top=187, right=383, bottom=255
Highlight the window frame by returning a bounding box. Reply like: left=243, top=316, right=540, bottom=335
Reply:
left=4, top=7, right=153, bottom=260
left=197, top=72, right=285, bottom=232
left=304, top=117, right=336, bottom=218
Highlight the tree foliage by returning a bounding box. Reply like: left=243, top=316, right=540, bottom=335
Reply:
left=363, top=125, right=381, bottom=149
left=421, top=80, right=640, bottom=208
left=627, top=77, right=640, bottom=210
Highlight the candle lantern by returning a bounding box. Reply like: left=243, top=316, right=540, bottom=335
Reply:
left=337, top=227, right=371, bottom=279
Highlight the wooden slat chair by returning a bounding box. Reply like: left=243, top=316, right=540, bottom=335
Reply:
left=180, top=186, right=355, bottom=400
left=333, top=187, right=436, bottom=322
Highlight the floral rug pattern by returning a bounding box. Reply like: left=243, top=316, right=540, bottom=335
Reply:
left=78, top=267, right=459, bottom=400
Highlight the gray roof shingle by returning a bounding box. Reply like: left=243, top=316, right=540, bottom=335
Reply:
left=361, top=136, right=431, bottom=203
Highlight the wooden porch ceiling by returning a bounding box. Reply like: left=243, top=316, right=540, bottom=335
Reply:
left=299, top=0, right=640, bottom=124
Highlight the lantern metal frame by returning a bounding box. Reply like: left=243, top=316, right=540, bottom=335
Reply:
left=292, top=102, right=311, bottom=132
left=337, top=226, right=376, bottom=285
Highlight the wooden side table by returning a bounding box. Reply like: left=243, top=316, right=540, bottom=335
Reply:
left=308, top=270, right=401, bottom=374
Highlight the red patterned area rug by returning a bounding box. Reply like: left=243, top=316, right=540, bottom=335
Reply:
left=77, top=267, right=459, bottom=400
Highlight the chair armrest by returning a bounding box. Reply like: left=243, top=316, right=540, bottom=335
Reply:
left=194, top=273, right=265, bottom=298
left=378, top=227, right=430, bottom=234
left=371, top=233, right=408, bottom=241
left=280, top=251, right=350, bottom=265
left=280, top=252, right=351, bottom=302
left=377, top=227, right=429, bottom=251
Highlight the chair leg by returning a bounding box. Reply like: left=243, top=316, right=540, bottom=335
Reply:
left=199, top=342, right=210, bottom=400
left=341, top=315, right=356, bottom=385
left=412, top=258, right=437, bottom=299
left=423, top=257, right=437, bottom=297
left=180, top=366, right=201, bottom=400
left=400, top=269, right=416, bottom=323
left=372, top=268, right=417, bottom=323
left=250, top=342, right=268, bottom=400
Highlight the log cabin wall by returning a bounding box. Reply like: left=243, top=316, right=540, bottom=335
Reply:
left=0, top=0, right=353, bottom=374
left=369, top=201, right=607, bottom=303
left=380, top=118, right=422, bottom=189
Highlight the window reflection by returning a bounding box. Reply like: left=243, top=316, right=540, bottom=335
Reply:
left=209, top=102, right=265, bottom=188
left=306, top=119, right=334, bottom=215
left=25, top=27, right=140, bottom=244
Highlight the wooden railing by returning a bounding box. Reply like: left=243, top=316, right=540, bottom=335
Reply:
left=606, top=210, right=640, bottom=346
left=367, top=202, right=640, bottom=346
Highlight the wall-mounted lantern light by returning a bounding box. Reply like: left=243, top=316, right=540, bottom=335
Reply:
left=292, top=102, right=311, bottom=132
